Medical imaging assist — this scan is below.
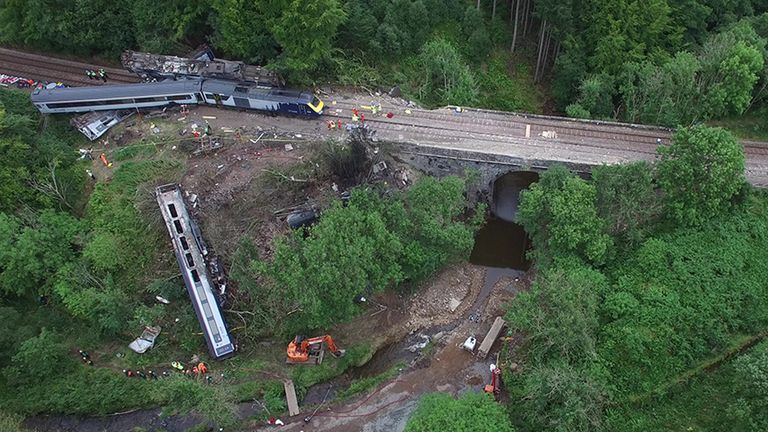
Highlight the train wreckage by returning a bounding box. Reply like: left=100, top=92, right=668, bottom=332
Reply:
left=121, top=49, right=284, bottom=88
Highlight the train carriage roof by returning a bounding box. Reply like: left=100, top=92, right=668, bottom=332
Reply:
left=31, top=79, right=202, bottom=103
left=202, top=79, right=314, bottom=103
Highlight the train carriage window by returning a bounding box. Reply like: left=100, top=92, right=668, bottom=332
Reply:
left=167, top=204, right=178, bottom=218
left=190, top=270, right=201, bottom=283
left=185, top=253, right=195, bottom=268
left=179, top=236, right=190, bottom=250
left=204, top=93, right=215, bottom=99
left=234, top=86, right=249, bottom=93
left=47, top=98, right=135, bottom=109
left=173, top=220, right=184, bottom=234
left=168, top=94, right=194, bottom=101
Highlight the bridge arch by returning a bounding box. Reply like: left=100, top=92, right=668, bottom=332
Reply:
left=490, top=170, right=540, bottom=222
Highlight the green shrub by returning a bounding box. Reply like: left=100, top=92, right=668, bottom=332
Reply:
left=405, top=392, right=515, bottom=432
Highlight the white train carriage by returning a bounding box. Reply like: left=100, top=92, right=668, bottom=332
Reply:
left=31, top=80, right=201, bottom=114
left=156, top=184, right=235, bottom=360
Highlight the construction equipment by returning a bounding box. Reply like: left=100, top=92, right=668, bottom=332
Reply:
left=484, top=364, right=502, bottom=400
left=286, top=335, right=345, bottom=365
left=462, top=335, right=477, bottom=353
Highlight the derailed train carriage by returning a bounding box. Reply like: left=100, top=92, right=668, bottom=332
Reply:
left=30, top=78, right=324, bottom=117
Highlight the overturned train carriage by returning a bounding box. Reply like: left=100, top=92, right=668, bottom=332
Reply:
left=121, top=50, right=284, bottom=88
left=30, top=79, right=324, bottom=117
left=156, top=184, right=235, bottom=360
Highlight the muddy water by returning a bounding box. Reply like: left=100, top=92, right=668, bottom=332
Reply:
left=470, top=171, right=538, bottom=271
left=470, top=219, right=530, bottom=269
left=301, top=324, right=456, bottom=406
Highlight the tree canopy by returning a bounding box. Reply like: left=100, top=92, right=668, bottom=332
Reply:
left=256, top=176, right=480, bottom=333
left=657, top=126, right=746, bottom=227
left=517, top=165, right=612, bottom=266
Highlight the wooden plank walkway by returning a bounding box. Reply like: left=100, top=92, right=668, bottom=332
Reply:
left=478, top=316, right=506, bottom=359
left=284, top=379, right=300, bottom=417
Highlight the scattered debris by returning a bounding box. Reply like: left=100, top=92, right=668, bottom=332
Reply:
left=121, top=50, right=284, bottom=87
left=541, top=130, right=558, bottom=139
left=71, top=110, right=134, bottom=141
left=372, top=161, right=388, bottom=174
left=155, top=296, right=170, bottom=304
left=468, top=309, right=481, bottom=323
left=79, top=148, right=94, bottom=160
left=128, top=326, right=162, bottom=354
left=448, top=297, right=461, bottom=312
left=284, top=143, right=294, bottom=151
left=286, top=208, right=320, bottom=229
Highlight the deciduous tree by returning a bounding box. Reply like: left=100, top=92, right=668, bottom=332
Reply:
left=657, top=126, right=745, bottom=226
left=517, top=165, right=611, bottom=265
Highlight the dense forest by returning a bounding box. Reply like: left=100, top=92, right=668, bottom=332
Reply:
left=2, top=0, right=768, bottom=130
left=2, top=1, right=768, bottom=431
left=503, top=126, right=768, bottom=431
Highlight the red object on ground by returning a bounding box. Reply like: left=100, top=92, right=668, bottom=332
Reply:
left=386, top=112, right=394, bottom=118
left=337, top=120, right=342, bottom=129
left=99, top=153, right=111, bottom=167
left=360, top=113, right=365, bottom=122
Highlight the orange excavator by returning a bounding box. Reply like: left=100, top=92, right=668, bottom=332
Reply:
left=286, top=335, right=345, bottom=365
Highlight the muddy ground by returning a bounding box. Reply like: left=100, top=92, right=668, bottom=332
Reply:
left=248, top=264, right=529, bottom=432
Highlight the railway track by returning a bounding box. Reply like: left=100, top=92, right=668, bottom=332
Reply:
left=0, top=47, right=139, bottom=86
left=328, top=99, right=768, bottom=159
left=0, top=47, right=765, bottom=182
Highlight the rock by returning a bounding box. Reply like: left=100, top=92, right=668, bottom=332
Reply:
left=433, top=331, right=444, bottom=340
left=449, top=298, right=461, bottom=312
left=388, top=86, right=401, bottom=98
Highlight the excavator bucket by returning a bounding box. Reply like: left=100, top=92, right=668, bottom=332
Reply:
left=331, top=349, right=346, bottom=358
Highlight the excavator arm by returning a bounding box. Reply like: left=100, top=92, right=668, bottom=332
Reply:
left=286, top=334, right=345, bottom=364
